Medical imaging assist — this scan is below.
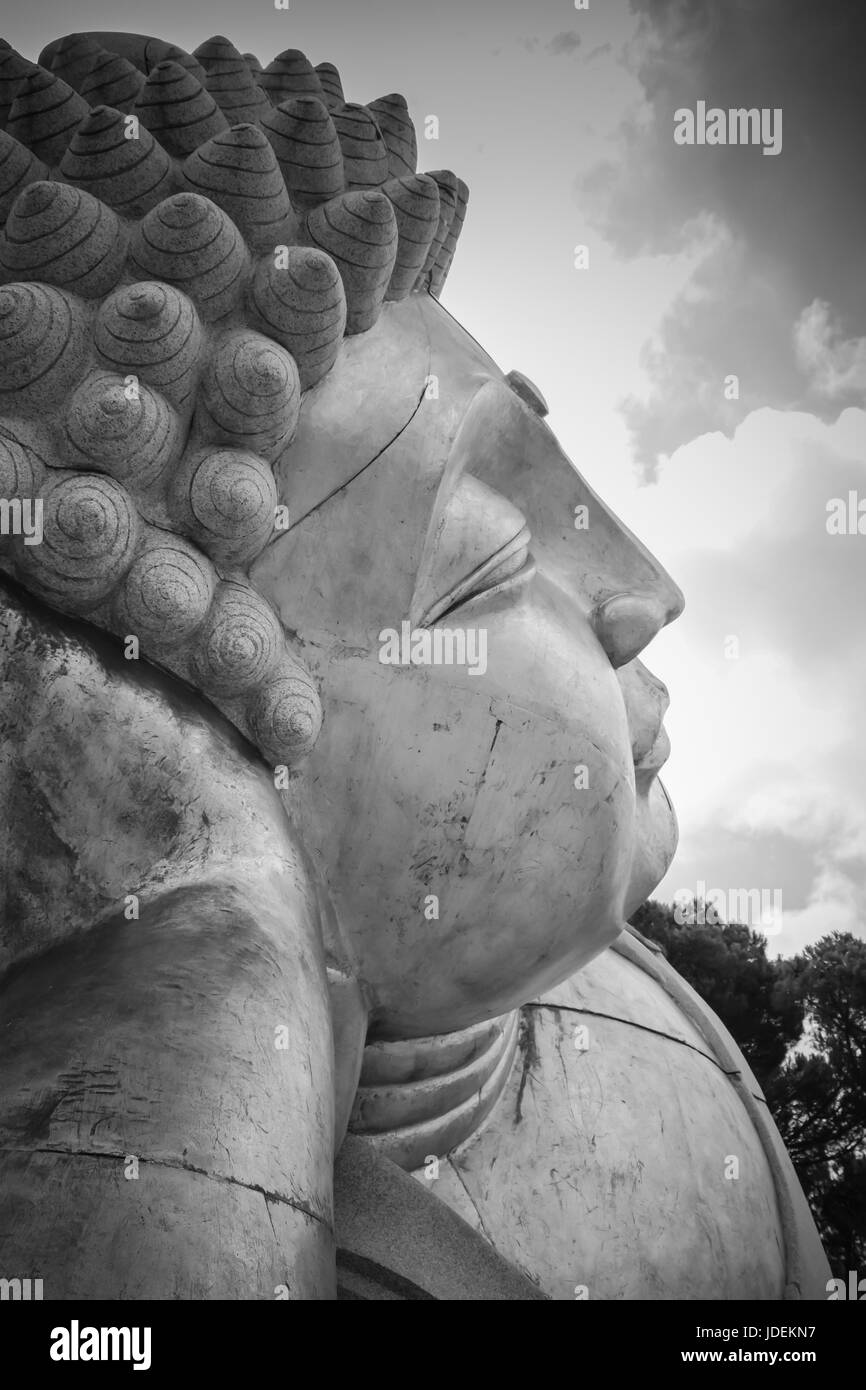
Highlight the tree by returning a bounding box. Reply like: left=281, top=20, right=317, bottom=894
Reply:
left=629, top=906, right=866, bottom=1272
left=771, top=933, right=866, bottom=1270
left=629, top=899, right=803, bottom=1088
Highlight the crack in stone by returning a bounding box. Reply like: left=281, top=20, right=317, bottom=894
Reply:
left=523, top=1001, right=745, bottom=1081
left=478, top=717, right=503, bottom=790
left=514, top=1008, right=540, bottom=1124
left=263, top=1194, right=279, bottom=1241
left=1, top=1144, right=332, bottom=1231
left=446, top=1155, right=497, bottom=1247
left=286, top=329, right=433, bottom=532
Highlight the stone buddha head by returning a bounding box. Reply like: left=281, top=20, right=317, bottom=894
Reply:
left=0, top=28, right=683, bottom=1043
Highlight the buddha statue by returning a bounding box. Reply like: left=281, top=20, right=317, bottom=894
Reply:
left=0, top=29, right=830, bottom=1300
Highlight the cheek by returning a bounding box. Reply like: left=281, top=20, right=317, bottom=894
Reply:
left=426, top=686, right=637, bottom=994
left=333, top=669, right=638, bottom=1032
left=281, top=532, right=636, bottom=826
left=287, top=593, right=639, bottom=1025
left=303, top=582, right=635, bottom=871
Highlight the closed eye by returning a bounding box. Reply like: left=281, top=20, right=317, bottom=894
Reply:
left=411, top=473, right=535, bottom=627
left=420, top=524, right=534, bottom=625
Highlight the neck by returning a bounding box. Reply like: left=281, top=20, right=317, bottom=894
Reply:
left=348, top=1012, right=519, bottom=1171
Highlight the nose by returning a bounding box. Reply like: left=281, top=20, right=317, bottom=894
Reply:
left=430, top=375, right=686, bottom=666
left=591, top=587, right=684, bottom=669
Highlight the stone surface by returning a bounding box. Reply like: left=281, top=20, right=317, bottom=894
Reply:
left=369, top=94, right=418, bottom=179
left=0, top=129, right=48, bottom=219
left=80, top=49, right=145, bottom=112
left=179, top=124, right=294, bottom=250
left=252, top=292, right=686, bottom=1035
left=417, top=169, right=458, bottom=289
left=505, top=367, right=548, bottom=417
left=0, top=48, right=37, bottom=128
left=314, top=62, right=345, bottom=112
left=0, top=582, right=336, bottom=1298
left=6, top=67, right=88, bottom=165
left=247, top=245, right=347, bottom=389
left=46, top=32, right=102, bottom=91
left=59, top=105, right=176, bottom=217
left=351, top=1014, right=518, bottom=1172
left=94, top=281, right=203, bottom=408
left=0, top=281, right=88, bottom=404
left=398, top=936, right=829, bottom=1300
left=260, top=49, right=324, bottom=105
left=62, top=369, right=181, bottom=483
left=334, top=1136, right=548, bottom=1300
left=195, top=328, right=300, bottom=461
left=260, top=97, right=345, bottom=211
left=332, top=103, right=390, bottom=190
left=304, top=189, right=398, bottom=334
left=0, top=25, right=830, bottom=1303
left=128, top=192, right=249, bottom=321
left=0, top=179, right=127, bottom=298
left=39, top=34, right=208, bottom=89
left=133, top=60, right=229, bottom=158
left=383, top=173, right=442, bottom=300
left=193, top=35, right=271, bottom=126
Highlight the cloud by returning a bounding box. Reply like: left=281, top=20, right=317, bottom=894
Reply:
left=795, top=301, right=866, bottom=400
left=546, top=31, right=582, bottom=56
left=579, top=0, right=866, bottom=472
left=767, top=862, right=864, bottom=958
left=635, top=406, right=866, bottom=953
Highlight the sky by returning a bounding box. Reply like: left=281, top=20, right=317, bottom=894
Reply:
left=7, top=0, right=865, bottom=955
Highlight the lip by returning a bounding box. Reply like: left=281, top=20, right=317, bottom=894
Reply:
left=619, top=658, right=670, bottom=778
left=634, top=722, right=671, bottom=775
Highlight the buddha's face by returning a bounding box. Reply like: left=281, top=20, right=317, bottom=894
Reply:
left=252, top=291, right=683, bottom=1039
left=0, top=28, right=679, bottom=1041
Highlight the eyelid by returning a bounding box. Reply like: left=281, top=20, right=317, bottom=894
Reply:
left=421, top=523, right=532, bottom=626
left=411, top=473, right=531, bottom=626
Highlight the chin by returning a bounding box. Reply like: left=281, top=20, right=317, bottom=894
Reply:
left=623, top=777, right=678, bottom=920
